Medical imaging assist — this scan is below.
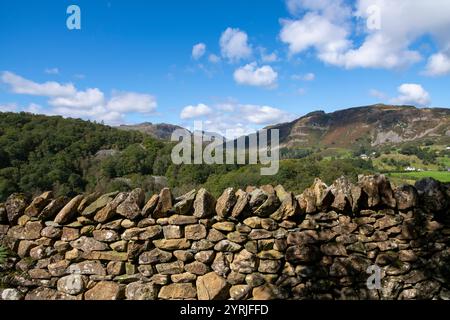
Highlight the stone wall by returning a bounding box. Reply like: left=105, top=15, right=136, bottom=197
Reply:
left=0, top=175, right=449, bottom=300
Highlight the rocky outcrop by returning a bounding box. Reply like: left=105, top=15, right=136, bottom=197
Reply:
left=0, top=175, right=449, bottom=300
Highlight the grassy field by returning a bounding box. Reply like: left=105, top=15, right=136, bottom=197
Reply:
left=388, top=171, right=450, bottom=184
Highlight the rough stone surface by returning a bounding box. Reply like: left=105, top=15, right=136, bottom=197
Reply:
left=1, top=175, right=449, bottom=300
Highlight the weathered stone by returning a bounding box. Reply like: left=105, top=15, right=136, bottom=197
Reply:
left=185, top=261, right=210, bottom=275
left=93, top=229, right=120, bottom=243
left=211, top=252, right=232, bottom=277
left=142, top=194, right=159, bottom=217
left=68, top=260, right=106, bottom=275
left=82, top=192, right=118, bottom=217
left=125, top=282, right=158, bottom=300
left=415, top=178, right=449, bottom=212
left=85, top=281, right=122, bottom=300
left=94, top=192, right=128, bottom=223
left=61, top=227, right=80, bottom=241
left=216, top=188, right=237, bottom=218
left=174, top=250, right=194, bottom=262
left=290, top=230, right=319, bottom=246
left=28, top=269, right=51, bottom=279
left=394, top=185, right=418, bottom=211
left=230, top=249, right=256, bottom=274
left=1, top=288, right=24, bottom=300
left=57, top=274, right=86, bottom=295
left=38, top=196, right=70, bottom=221
left=248, top=229, right=272, bottom=240
left=227, top=231, right=247, bottom=244
left=171, top=272, right=197, bottom=283
left=139, top=248, right=172, bottom=265
left=214, top=240, right=242, bottom=252
left=156, top=261, right=184, bottom=275
left=195, top=250, right=215, bottom=264
left=116, top=189, right=145, bottom=220
left=168, top=215, right=198, bottom=225
left=153, top=238, right=191, bottom=250
left=153, top=188, right=173, bottom=219
left=70, top=236, right=108, bottom=253
left=163, top=225, right=182, bottom=239
left=5, top=193, right=29, bottom=224
left=48, top=260, right=70, bottom=277
left=229, top=285, right=251, bottom=300
left=185, top=224, right=207, bottom=240
left=53, top=195, right=84, bottom=224
left=158, top=283, right=197, bottom=300
left=321, top=243, right=347, bottom=256
left=208, top=229, right=226, bottom=242
left=231, top=190, right=249, bottom=218
left=24, top=191, right=52, bottom=217
left=257, top=250, right=284, bottom=260
left=173, top=189, right=196, bottom=215
left=107, top=261, right=125, bottom=276
left=138, top=225, right=162, bottom=240
left=196, top=272, right=229, bottom=300
left=193, top=188, right=216, bottom=218
left=286, top=245, right=320, bottom=264
left=258, top=259, right=281, bottom=273
left=25, top=287, right=78, bottom=300
left=192, top=239, right=215, bottom=251
left=110, top=240, right=128, bottom=252
left=243, top=216, right=262, bottom=229
left=252, top=283, right=287, bottom=300
left=212, top=221, right=235, bottom=232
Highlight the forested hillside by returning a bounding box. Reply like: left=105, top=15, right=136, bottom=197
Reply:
left=0, top=112, right=377, bottom=201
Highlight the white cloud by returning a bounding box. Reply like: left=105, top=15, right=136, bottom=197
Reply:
left=369, top=89, right=387, bottom=100
left=49, top=88, right=105, bottom=108
left=107, top=92, right=157, bottom=113
left=192, top=43, right=206, bottom=60
left=240, top=105, right=291, bottom=125
left=180, top=103, right=213, bottom=119
left=259, top=48, right=278, bottom=63
left=1, top=71, right=157, bottom=125
left=208, top=54, right=221, bottom=63
left=233, top=62, right=278, bottom=88
left=45, top=68, right=59, bottom=75
left=423, top=52, right=450, bottom=76
left=1, top=71, right=76, bottom=96
left=280, top=0, right=450, bottom=70
left=390, top=83, right=431, bottom=107
left=291, top=73, right=315, bottom=81
left=26, top=103, right=43, bottom=114
left=0, top=103, right=17, bottom=112
left=220, top=27, right=252, bottom=62
left=179, top=101, right=294, bottom=139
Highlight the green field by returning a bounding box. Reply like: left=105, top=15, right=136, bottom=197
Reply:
left=388, top=171, right=450, bottom=183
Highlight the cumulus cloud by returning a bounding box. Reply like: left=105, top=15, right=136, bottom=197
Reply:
left=390, top=83, right=431, bottom=107
left=280, top=0, right=450, bottom=70
left=178, top=101, right=294, bottom=139
left=423, top=52, right=450, bottom=76
left=180, top=103, right=213, bottom=119
left=208, top=54, right=221, bottom=63
left=220, top=27, right=252, bottom=62
left=107, top=92, right=157, bottom=114
left=1, top=71, right=157, bottom=125
left=369, top=89, right=387, bottom=100
left=1, top=71, right=76, bottom=96
left=192, top=43, right=206, bottom=60
left=233, top=62, right=278, bottom=88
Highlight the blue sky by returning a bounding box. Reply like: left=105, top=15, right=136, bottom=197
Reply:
left=1, top=0, right=449, bottom=137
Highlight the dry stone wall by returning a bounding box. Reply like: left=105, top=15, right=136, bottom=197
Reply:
left=0, top=175, right=449, bottom=300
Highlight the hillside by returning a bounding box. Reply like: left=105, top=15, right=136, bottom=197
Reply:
left=266, top=104, right=450, bottom=149
left=117, top=123, right=185, bottom=140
